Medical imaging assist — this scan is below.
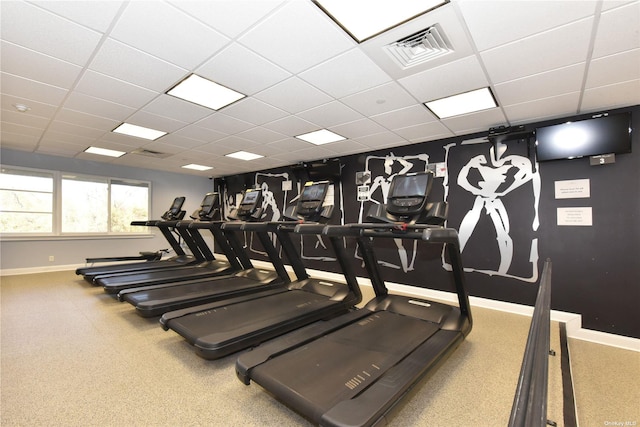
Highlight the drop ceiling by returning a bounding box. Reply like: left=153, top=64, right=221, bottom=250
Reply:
left=1, top=0, right=639, bottom=177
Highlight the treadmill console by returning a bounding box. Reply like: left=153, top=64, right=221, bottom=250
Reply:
left=161, top=196, right=186, bottom=220
left=234, top=188, right=263, bottom=220
left=191, top=192, right=220, bottom=221
left=368, top=172, right=446, bottom=225
left=285, top=181, right=333, bottom=222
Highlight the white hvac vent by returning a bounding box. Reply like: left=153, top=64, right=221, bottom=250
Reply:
left=384, top=24, right=453, bottom=69
left=130, top=148, right=172, bottom=159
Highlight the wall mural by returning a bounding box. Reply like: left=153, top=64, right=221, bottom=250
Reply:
left=444, top=139, right=541, bottom=282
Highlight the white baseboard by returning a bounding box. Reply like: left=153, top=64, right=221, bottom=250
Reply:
left=3, top=260, right=639, bottom=352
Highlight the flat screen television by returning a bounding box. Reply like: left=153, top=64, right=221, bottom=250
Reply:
left=535, top=112, right=631, bottom=162
left=301, top=183, right=327, bottom=202
left=241, top=190, right=259, bottom=205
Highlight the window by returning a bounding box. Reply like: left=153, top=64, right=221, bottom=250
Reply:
left=0, top=168, right=54, bottom=233
left=0, top=166, right=150, bottom=237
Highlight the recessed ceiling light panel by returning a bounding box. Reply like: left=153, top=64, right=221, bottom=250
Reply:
left=112, top=123, right=167, bottom=141
left=182, top=164, right=213, bottom=171
left=424, top=87, right=497, bottom=119
left=295, top=129, right=346, bottom=145
left=84, top=146, right=126, bottom=158
left=167, top=74, right=246, bottom=110
left=314, top=0, right=448, bottom=42
left=225, top=151, right=264, bottom=161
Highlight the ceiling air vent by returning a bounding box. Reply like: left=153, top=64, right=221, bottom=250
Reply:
left=384, top=24, right=453, bottom=69
left=130, top=148, right=172, bottom=159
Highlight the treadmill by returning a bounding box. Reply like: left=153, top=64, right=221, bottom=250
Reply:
left=116, top=187, right=292, bottom=317
left=236, top=172, right=472, bottom=427
left=96, top=193, right=239, bottom=293
left=159, top=180, right=363, bottom=360
left=76, top=197, right=195, bottom=283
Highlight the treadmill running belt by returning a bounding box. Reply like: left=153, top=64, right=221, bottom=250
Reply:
left=250, top=310, right=439, bottom=421
left=169, top=290, right=334, bottom=346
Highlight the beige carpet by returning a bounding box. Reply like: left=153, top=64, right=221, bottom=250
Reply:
left=0, top=270, right=636, bottom=426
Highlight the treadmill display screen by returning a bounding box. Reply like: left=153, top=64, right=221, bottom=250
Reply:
left=169, top=196, right=185, bottom=214
left=200, top=193, right=218, bottom=217
left=241, top=190, right=259, bottom=205
left=390, top=174, right=429, bottom=198
left=301, top=183, right=327, bottom=202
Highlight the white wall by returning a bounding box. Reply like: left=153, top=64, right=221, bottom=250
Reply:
left=0, top=148, right=216, bottom=271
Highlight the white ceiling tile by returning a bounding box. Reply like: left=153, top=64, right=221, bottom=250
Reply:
left=350, top=131, right=407, bottom=149
left=331, top=118, right=387, bottom=139
left=0, top=132, right=40, bottom=150
left=581, top=79, right=640, bottom=112
left=341, top=82, right=416, bottom=116
left=271, top=146, right=335, bottom=163
left=1, top=41, right=83, bottom=89
left=322, top=140, right=368, bottom=156
left=1, top=95, right=58, bottom=120
left=173, top=125, right=226, bottom=143
left=238, top=0, right=354, bottom=74
left=40, top=130, right=97, bottom=146
left=37, top=141, right=88, bottom=157
left=393, top=121, right=454, bottom=143
left=297, top=101, right=363, bottom=128
left=29, top=1, right=125, bottom=33
left=265, top=137, right=314, bottom=152
left=63, top=92, right=136, bottom=121
left=74, top=70, right=159, bottom=108
left=47, top=121, right=106, bottom=139
left=1, top=118, right=47, bottom=135
left=592, top=1, right=640, bottom=59
left=262, top=115, right=318, bottom=136
left=585, top=49, right=640, bottom=89
left=110, top=1, right=229, bottom=69
left=398, top=55, right=489, bottom=103
left=371, top=105, right=437, bottom=130
left=495, top=63, right=586, bottom=107
left=158, top=133, right=206, bottom=150
left=222, top=98, right=288, bottom=126
left=197, top=113, right=254, bottom=135
left=457, top=0, right=597, bottom=51
left=197, top=43, right=291, bottom=96
left=440, top=107, right=507, bottom=135
left=1, top=72, right=69, bottom=106
left=89, top=38, right=187, bottom=92
left=299, top=48, right=392, bottom=98
left=142, top=95, right=213, bottom=124
left=254, top=77, right=333, bottom=114
left=503, top=92, right=581, bottom=124
left=481, top=18, right=594, bottom=84
left=235, top=127, right=288, bottom=144
left=126, top=110, right=188, bottom=133
left=0, top=1, right=102, bottom=66
left=170, top=0, right=285, bottom=39
left=56, top=109, right=120, bottom=131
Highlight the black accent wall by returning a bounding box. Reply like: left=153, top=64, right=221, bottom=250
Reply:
left=226, top=105, right=639, bottom=339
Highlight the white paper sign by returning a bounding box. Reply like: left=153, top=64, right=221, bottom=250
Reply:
left=557, top=207, right=592, bottom=226
left=555, top=179, right=590, bottom=199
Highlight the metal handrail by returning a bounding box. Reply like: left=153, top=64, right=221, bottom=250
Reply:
left=509, top=258, right=553, bottom=427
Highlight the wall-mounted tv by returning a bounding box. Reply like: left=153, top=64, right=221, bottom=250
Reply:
left=535, top=112, right=631, bottom=162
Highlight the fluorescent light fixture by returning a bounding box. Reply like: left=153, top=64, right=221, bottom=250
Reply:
left=167, top=74, right=246, bottom=110
left=225, top=151, right=264, bottom=161
left=424, top=87, right=497, bottom=119
left=182, top=164, right=213, bottom=171
left=84, top=146, right=126, bottom=158
left=314, top=0, right=448, bottom=42
left=295, top=129, right=346, bottom=145
left=112, top=123, right=167, bottom=140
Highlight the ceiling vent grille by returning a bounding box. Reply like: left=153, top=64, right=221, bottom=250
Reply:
left=130, top=148, right=171, bottom=159
left=384, top=24, right=453, bottom=69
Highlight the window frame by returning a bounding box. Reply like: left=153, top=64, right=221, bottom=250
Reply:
left=1, top=165, right=152, bottom=241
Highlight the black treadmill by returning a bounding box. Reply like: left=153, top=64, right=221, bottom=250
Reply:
left=96, top=193, right=239, bottom=293
left=75, top=197, right=197, bottom=283
left=116, top=187, right=292, bottom=316
left=236, top=172, right=472, bottom=427
left=159, top=181, right=363, bottom=360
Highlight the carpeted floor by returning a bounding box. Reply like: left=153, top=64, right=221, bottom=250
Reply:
left=0, top=270, right=637, bottom=426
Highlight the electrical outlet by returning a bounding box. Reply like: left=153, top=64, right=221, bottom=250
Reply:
left=49, top=256, right=54, bottom=262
